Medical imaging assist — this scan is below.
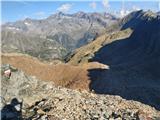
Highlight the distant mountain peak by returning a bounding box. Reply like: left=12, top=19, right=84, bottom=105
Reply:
left=73, top=11, right=89, bottom=18
left=24, top=18, right=33, bottom=22
left=56, top=11, right=66, bottom=16
left=47, top=12, right=68, bottom=19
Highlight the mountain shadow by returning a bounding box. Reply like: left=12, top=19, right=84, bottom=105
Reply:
left=88, top=14, right=160, bottom=110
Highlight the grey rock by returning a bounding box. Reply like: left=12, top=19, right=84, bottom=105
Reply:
left=1, top=65, right=160, bottom=120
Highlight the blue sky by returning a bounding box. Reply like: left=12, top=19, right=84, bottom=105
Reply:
left=1, top=0, right=160, bottom=23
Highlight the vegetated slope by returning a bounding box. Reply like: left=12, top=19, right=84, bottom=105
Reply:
left=1, top=53, right=89, bottom=90
left=87, top=10, right=160, bottom=110
left=2, top=12, right=118, bottom=61
left=1, top=66, right=160, bottom=119
left=2, top=53, right=108, bottom=90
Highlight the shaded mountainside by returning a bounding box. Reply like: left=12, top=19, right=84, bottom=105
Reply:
left=89, top=11, right=160, bottom=110
left=68, top=10, right=160, bottom=110
left=2, top=12, right=118, bottom=61
left=1, top=66, right=160, bottom=119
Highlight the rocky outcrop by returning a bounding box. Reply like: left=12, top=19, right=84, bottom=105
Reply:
left=1, top=65, right=160, bottom=120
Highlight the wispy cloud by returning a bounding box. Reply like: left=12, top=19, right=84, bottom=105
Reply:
left=57, top=3, right=73, bottom=13
left=89, top=1, right=97, bottom=9
left=120, top=10, right=130, bottom=17
left=102, top=0, right=110, bottom=9
left=132, top=5, right=140, bottom=11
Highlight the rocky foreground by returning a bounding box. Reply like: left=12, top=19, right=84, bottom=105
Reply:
left=1, top=64, right=160, bottom=120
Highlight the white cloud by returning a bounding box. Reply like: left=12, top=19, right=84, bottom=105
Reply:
left=120, top=10, right=131, bottom=18
left=89, top=1, right=97, bottom=9
left=102, top=0, right=110, bottom=9
left=57, top=3, right=73, bottom=13
left=132, top=5, right=140, bottom=11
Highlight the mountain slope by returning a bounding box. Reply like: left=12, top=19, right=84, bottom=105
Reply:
left=1, top=30, right=67, bottom=61
left=1, top=66, right=160, bottom=119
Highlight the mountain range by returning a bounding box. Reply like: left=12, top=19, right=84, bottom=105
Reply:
left=2, top=12, right=118, bottom=61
